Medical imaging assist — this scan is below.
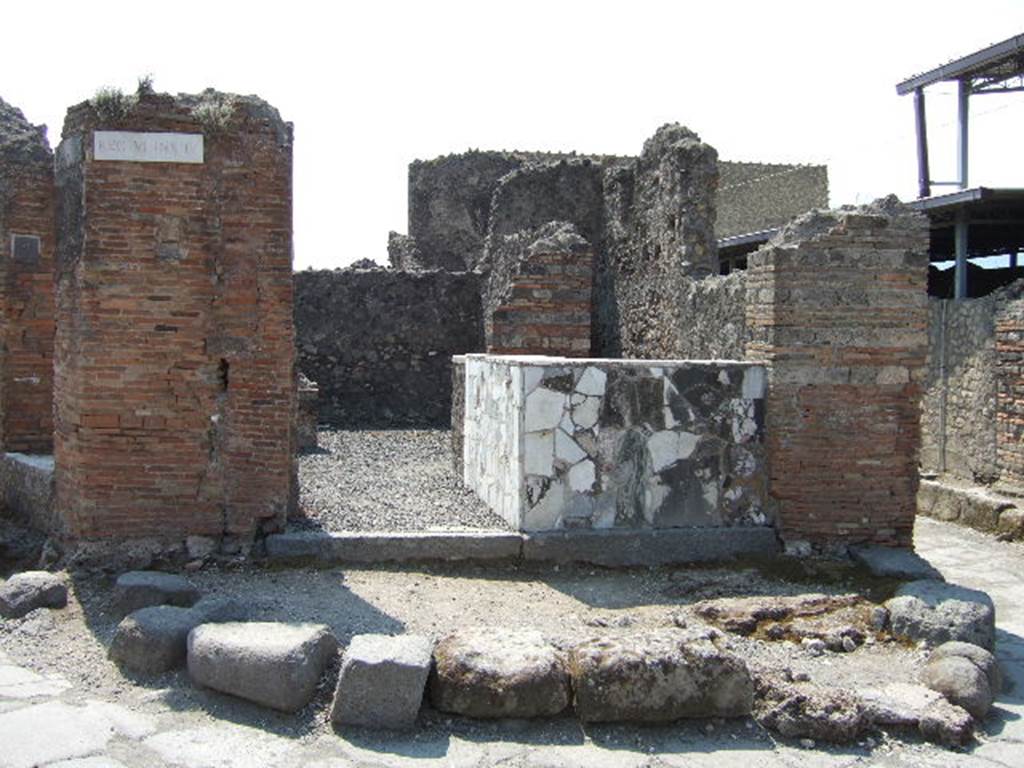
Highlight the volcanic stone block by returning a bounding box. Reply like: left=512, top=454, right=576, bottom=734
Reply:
left=187, top=622, right=338, bottom=712
left=568, top=630, right=754, bottom=723
left=885, top=580, right=996, bottom=651
left=111, top=571, right=200, bottom=617
left=0, top=571, right=67, bottom=619
left=430, top=629, right=570, bottom=719
left=331, top=634, right=433, bottom=729
left=108, top=597, right=246, bottom=675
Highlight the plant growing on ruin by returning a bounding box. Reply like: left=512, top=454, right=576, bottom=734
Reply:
left=191, top=93, right=237, bottom=134
left=136, top=74, right=155, bottom=97
left=91, top=86, right=134, bottom=122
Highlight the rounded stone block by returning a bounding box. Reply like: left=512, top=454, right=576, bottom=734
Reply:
left=0, top=571, right=68, bottom=619
left=885, top=580, right=996, bottom=650
left=429, top=629, right=570, bottom=719
left=187, top=622, right=338, bottom=712
left=108, top=597, right=246, bottom=675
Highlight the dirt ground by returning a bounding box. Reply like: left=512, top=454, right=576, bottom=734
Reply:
left=1, top=554, right=925, bottom=742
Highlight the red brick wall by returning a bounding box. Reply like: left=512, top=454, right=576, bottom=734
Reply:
left=746, top=200, right=930, bottom=547
left=996, top=293, right=1024, bottom=485
left=486, top=224, right=592, bottom=357
left=0, top=111, right=55, bottom=454
left=53, top=92, right=294, bottom=541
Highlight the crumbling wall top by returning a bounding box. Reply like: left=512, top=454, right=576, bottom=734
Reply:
left=0, top=97, right=51, bottom=166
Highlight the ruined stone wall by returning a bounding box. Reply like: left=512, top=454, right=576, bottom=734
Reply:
left=484, top=222, right=592, bottom=356
left=597, top=125, right=718, bottom=358
left=294, top=268, right=483, bottom=426
left=406, top=150, right=627, bottom=271
left=675, top=273, right=748, bottom=360
left=921, top=294, right=1000, bottom=483
left=0, top=99, right=55, bottom=454
left=747, top=199, right=930, bottom=547
left=918, top=280, right=1024, bottom=490
left=996, top=285, right=1024, bottom=486
left=717, top=162, right=828, bottom=238
left=54, top=90, right=294, bottom=542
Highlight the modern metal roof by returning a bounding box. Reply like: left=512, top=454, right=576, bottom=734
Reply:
left=896, top=34, right=1024, bottom=94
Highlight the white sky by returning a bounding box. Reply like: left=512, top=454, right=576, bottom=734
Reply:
left=4, top=1, right=1023, bottom=269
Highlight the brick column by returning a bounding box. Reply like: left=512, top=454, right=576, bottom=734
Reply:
left=746, top=198, right=929, bottom=547
left=485, top=223, right=592, bottom=357
left=996, top=291, right=1024, bottom=486
left=0, top=99, right=55, bottom=454
left=54, top=90, right=294, bottom=543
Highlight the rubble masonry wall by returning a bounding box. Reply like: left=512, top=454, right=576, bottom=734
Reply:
left=294, top=268, right=484, bottom=426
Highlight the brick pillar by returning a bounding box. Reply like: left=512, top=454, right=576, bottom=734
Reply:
left=53, top=90, right=294, bottom=542
left=0, top=99, right=55, bottom=454
left=996, top=290, right=1024, bottom=486
left=746, top=198, right=929, bottom=547
left=485, top=222, right=592, bottom=356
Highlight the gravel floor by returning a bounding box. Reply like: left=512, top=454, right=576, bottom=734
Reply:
left=297, top=429, right=511, bottom=532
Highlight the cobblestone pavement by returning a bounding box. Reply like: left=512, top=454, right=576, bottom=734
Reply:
left=1, top=517, right=1021, bottom=767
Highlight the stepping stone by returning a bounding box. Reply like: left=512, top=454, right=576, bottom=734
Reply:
left=849, top=545, right=944, bottom=581
left=109, top=598, right=246, bottom=674
left=111, top=571, right=200, bottom=617
left=0, top=571, right=68, bottom=619
left=187, top=622, right=337, bottom=712
left=430, top=629, right=570, bottom=719
left=568, top=629, right=754, bottom=723
left=332, top=634, right=433, bottom=729
left=885, top=580, right=996, bottom=650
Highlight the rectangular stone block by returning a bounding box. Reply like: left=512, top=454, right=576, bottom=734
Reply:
left=331, top=634, right=433, bottom=729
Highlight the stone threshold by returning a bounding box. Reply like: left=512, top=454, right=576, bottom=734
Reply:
left=264, top=527, right=779, bottom=567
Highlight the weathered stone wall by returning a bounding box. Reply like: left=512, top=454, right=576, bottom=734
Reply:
left=747, top=198, right=930, bottom=548
left=484, top=222, right=592, bottom=356
left=598, top=125, right=718, bottom=358
left=461, top=354, right=768, bottom=531
left=53, top=90, right=295, bottom=542
left=406, top=150, right=627, bottom=271
left=919, top=280, right=1024, bottom=491
left=0, top=98, right=55, bottom=454
left=996, top=285, right=1024, bottom=486
left=921, top=294, right=1000, bottom=483
left=0, top=453, right=55, bottom=533
left=294, top=268, right=483, bottom=426
left=676, top=273, right=748, bottom=360
left=717, top=162, right=829, bottom=239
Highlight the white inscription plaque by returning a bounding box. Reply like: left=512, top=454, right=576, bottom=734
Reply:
left=94, top=131, right=204, bottom=164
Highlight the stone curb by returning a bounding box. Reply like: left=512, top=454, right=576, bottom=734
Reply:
left=264, top=527, right=779, bottom=567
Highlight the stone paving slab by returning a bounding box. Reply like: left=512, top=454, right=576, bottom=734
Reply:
left=0, top=700, right=155, bottom=768
left=0, top=663, right=70, bottom=699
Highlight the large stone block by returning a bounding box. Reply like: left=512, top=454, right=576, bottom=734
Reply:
left=331, top=634, right=433, bottom=729
left=108, top=598, right=246, bottom=675
left=187, top=622, right=337, bottom=712
left=430, top=629, right=570, bottom=719
left=568, top=630, right=754, bottom=723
